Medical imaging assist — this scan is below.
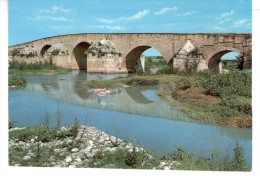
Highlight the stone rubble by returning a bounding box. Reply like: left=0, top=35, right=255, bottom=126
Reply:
left=9, top=126, right=179, bottom=169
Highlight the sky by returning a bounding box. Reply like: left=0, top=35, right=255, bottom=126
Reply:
left=9, top=0, right=252, bottom=47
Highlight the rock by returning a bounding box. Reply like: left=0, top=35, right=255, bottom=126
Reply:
left=65, top=156, right=72, bottom=163
left=23, top=155, right=31, bottom=161
left=69, top=165, right=76, bottom=168
left=86, top=152, right=95, bottom=159
left=27, top=152, right=36, bottom=157
left=71, top=148, right=79, bottom=153
left=54, top=148, right=61, bottom=153
left=163, top=166, right=170, bottom=170
left=82, top=147, right=92, bottom=155
left=18, top=141, right=25, bottom=145
left=159, top=161, right=166, bottom=168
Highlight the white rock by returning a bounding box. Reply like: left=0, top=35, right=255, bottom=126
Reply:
left=69, top=165, right=76, bottom=168
left=54, top=149, right=61, bottom=153
left=163, top=166, right=170, bottom=170
left=75, top=157, right=82, bottom=162
left=86, top=152, right=95, bottom=158
left=23, top=155, right=31, bottom=161
left=65, top=156, right=72, bottom=163
left=71, top=148, right=79, bottom=153
left=82, top=147, right=92, bottom=155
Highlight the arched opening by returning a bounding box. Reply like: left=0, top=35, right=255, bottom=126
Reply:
left=40, top=45, right=51, bottom=57
left=208, top=49, right=242, bottom=73
left=73, top=42, right=91, bottom=70
left=126, top=46, right=166, bottom=73
left=221, top=52, right=242, bottom=72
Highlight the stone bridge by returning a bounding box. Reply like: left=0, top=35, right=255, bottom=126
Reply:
left=8, top=33, right=252, bottom=73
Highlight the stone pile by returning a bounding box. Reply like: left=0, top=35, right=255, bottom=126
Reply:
left=9, top=126, right=178, bottom=169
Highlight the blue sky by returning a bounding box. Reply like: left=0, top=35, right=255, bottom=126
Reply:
left=9, top=0, right=252, bottom=46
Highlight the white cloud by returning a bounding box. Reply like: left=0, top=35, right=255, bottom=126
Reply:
left=155, top=7, right=177, bottom=15
left=86, top=25, right=125, bottom=31
left=35, top=16, right=72, bottom=22
left=49, top=25, right=73, bottom=30
left=175, top=11, right=197, bottom=17
left=129, top=10, right=150, bottom=20
left=38, top=6, right=72, bottom=13
left=97, top=9, right=150, bottom=24
left=218, top=18, right=232, bottom=24
left=232, top=19, right=250, bottom=28
left=216, top=10, right=234, bottom=20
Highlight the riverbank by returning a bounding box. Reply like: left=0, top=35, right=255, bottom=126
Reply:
left=8, top=60, right=70, bottom=76
left=9, top=67, right=70, bottom=76
left=9, top=125, right=173, bottom=169
left=9, top=125, right=249, bottom=171
left=81, top=72, right=252, bottom=128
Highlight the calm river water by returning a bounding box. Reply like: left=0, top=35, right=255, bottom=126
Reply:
left=8, top=71, right=252, bottom=166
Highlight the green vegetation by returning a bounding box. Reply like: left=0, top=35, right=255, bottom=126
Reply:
left=164, top=143, right=249, bottom=171
left=8, top=60, right=70, bottom=76
left=159, top=71, right=252, bottom=128
left=8, top=75, right=27, bottom=87
left=89, top=147, right=158, bottom=169
left=144, top=57, right=173, bottom=74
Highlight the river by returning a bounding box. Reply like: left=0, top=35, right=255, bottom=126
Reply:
left=8, top=71, right=252, bottom=166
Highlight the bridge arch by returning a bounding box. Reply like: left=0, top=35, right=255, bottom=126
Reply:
left=40, top=44, right=52, bottom=58
left=125, top=45, right=165, bottom=73
left=207, top=47, right=242, bottom=71
left=72, top=42, right=91, bottom=70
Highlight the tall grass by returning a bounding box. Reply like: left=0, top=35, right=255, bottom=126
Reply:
left=202, top=71, right=251, bottom=98
left=9, top=60, right=57, bottom=70
left=8, top=75, right=27, bottom=87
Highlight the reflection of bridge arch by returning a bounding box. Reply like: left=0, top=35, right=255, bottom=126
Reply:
left=124, top=87, right=153, bottom=104
left=207, top=47, right=242, bottom=71
left=72, top=42, right=91, bottom=70
left=125, top=45, right=165, bottom=73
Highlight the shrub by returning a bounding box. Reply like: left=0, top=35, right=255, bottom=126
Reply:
left=9, top=120, right=15, bottom=129
left=51, top=49, right=60, bottom=56
left=89, top=147, right=153, bottom=169
left=232, top=142, right=248, bottom=171
left=202, top=71, right=251, bottom=97
left=157, top=65, right=173, bottom=74
left=8, top=75, right=27, bottom=87
left=220, top=96, right=252, bottom=115
left=9, top=60, right=57, bottom=70
left=176, top=78, right=191, bottom=90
